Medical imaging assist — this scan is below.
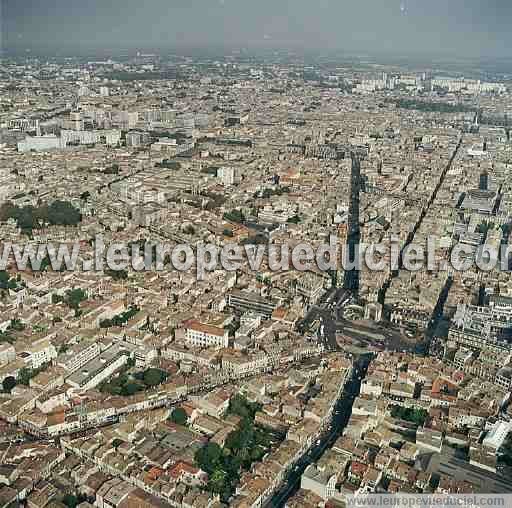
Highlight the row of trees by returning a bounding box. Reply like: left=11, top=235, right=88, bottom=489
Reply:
left=156, top=160, right=182, bottom=170
left=99, top=306, right=139, bottom=328
left=223, top=209, right=245, bottom=224
left=254, top=186, right=291, bottom=199
left=389, top=99, right=476, bottom=114
left=103, top=163, right=120, bottom=175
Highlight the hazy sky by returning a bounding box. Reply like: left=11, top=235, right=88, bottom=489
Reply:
left=2, top=0, right=510, bottom=57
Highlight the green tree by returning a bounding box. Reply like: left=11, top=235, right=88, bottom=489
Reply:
left=0, top=331, right=14, bottom=344
left=17, top=367, right=33, bottom=386
left=0, top=200, right=81, bottom=230
left=223, top=209, right=245, bottom=224
left=2, top=376, right=16, bottom=393
left=47, top=200, right=81, bottom=226
left=193, top=394, right=279, bottom=503
left=143, top=368, right=166, bottom=387
left=62, top=494, right=78, bottom=508
left=104, top=164, right=120, bottom=175
left=195, top=442, right=223, bottom=472
left=225, top=429, right=244, bottom=451
left=390, top=405, right=428, bottom=426
left=156, top=160, right=181, bottom=170
left=122, top=382, right=142, bottom=396
left=112, top=438, right=124, bottom=449
left=8, top=319, right=25, bottom=332
left=100, top=319, right=113, bottom=328
left=105, top=269, right=128, bottom=281
left=229, top=394, right=260, bottom=420
left=170, top=407, right=188, bottom=425
left=390, top=99, right=476, bottom=114
left=101, top=383, right=122, bottom=396
left=251, top=447, right=264, bottom=462
left=65, top=288, right=87, bottom=310
left=209, top=469, right=228, bottom=494
left=0, top=271, right=9, bottom=289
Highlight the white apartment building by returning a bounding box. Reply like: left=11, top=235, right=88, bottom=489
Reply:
left=66, top=344, right=128, bottom=391
left=163, top=344, right=218, bottom=368
left=122, top=342, right=158, bottom=369
left=301, top=465, right=337, bottom=500
left=57, top=341, right=101, bottom=374
left=221, top=352, right=269, bottom=377
left=431, top=77, right=506, bottom=94
left=21, top=340, right=57, bottom=369
left=17, top=135, right=64, bottom=153
left=361, top=378, right=384, bottom=398
left=218, top=166, right=240, bottom=186
left=483, top=420, right=512, bottom=450
left=115, top=111, right=139, bottom=129
left=416, top=427, right=443, bottom=453
left=184, top=320, right=229, bottom=349
left=61, top=129, right=121, bottom=147
left=453, top=347, right=474, bottom=370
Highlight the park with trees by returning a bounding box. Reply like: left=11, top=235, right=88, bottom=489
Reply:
left=0, top=200, right=82, bottom=231
left=100, top=367, right=168, bottom=396
left=194, top=394, right=283, bottom=502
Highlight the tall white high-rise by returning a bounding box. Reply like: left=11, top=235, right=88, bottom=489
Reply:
left=218, top=166, right=238, bottom=186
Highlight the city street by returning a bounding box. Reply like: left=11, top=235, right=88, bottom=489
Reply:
left=266, top=354, right=372, bottom=507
